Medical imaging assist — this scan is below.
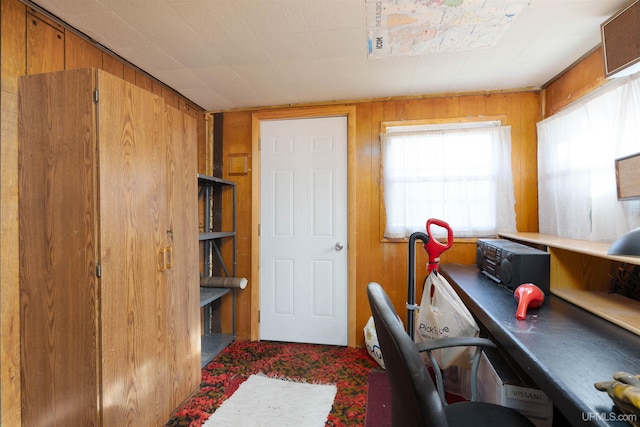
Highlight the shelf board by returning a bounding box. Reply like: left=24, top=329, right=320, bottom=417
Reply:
left=200, top=287, right=231, bottom=307
left=499, top=232, right=640, bottom=266
left=551, top=288, right=640, bottom=336
left=201, top=333, right=235, bottom=368
left=198, top=173, right=235, bottom=187
left=199, top=231, right=235, bottom=241
left=500, top=232, right=640, bottom=336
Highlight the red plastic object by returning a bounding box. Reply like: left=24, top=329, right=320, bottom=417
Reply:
left=514, top=283, right=545, bottom=320
left=424, top=218, right=453, bottom=272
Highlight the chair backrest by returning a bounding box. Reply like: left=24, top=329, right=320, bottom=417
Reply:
left=367, top=282, right=449, bottom=427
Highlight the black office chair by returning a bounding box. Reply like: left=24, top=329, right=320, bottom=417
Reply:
left=367, top=282, right=534, bottom=427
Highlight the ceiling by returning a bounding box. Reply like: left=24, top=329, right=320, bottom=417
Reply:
left=29, top=0, right=628, bottom=112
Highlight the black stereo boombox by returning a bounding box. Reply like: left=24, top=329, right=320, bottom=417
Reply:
left=476, top=239, right=550, bottom=294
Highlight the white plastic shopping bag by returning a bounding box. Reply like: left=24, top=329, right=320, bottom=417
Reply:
left=364, top=316, right=385, bottom=368
left=414, top=272, right=479, bottom=369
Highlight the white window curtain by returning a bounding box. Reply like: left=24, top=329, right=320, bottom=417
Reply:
left=537, top=73, right=640, bottom=242
left=381, top=125, right=516, bottom=239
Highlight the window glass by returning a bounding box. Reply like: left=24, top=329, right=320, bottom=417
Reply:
left=381, top=123, right=516, bottom=238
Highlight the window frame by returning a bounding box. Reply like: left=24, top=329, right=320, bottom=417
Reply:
left=379, top=116, right=508, bottom=242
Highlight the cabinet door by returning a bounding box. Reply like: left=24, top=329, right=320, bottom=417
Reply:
left=19, top=68, right=100, bottom=427
left=96, top=70, right=170, bottom=426
left=165, top=105, right=201, bottom=406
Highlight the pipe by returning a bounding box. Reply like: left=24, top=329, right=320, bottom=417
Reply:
left=407, top=231, right=429, bottom=339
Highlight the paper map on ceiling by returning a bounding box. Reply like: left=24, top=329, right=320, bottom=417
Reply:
left=366, top=0, right=527, bottom=59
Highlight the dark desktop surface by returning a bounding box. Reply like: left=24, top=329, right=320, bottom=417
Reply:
left=440, top=263, right=640, bottom=427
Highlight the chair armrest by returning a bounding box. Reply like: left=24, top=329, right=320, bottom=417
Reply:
left=415, top=337, right=495, bottom=353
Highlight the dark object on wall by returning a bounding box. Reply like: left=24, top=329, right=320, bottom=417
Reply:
left=615, top=152, right=640, bottom=200
left=601, top=0, right=640, bottom=78
left=609, top=228, right=640, bottom=256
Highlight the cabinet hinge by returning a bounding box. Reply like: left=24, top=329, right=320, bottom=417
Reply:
left=93, top=89, right=99, bottom=103
left=258, top=310, right=260, bottom=323
left=96, top=264, right=101, bottom=277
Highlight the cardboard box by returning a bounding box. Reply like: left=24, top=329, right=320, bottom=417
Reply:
left=442, top=348, right=553, bottom=427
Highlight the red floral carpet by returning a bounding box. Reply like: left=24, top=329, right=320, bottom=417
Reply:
left=165, top=340, right=380, bottom=427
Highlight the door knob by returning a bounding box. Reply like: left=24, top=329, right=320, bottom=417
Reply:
left=335, top=242, right=344, bottom=251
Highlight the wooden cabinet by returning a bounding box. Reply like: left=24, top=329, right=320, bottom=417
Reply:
left=18, top=68, right=200, bottom=427
left=500, top=232, right=640, bottom=337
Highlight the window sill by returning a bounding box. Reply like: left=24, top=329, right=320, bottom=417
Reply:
left=380, top=236, right=481, bottom=244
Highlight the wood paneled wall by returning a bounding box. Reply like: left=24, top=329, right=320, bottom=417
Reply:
left=0, top=1, right=206, bottom=424
left=220, top=47, right=611, bottom=347
left=543, top=47, right=608, bottom=118
left=0, top=0, right=615, bottom=421
left=220, top=91, right=542, bottom=347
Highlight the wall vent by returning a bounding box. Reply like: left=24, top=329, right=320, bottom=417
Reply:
left=601, top=0, right=640, bottom=78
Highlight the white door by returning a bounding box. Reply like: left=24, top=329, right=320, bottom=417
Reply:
left=260, top=116, right=348, bottom=345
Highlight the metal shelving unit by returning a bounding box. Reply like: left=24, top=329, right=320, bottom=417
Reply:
left=198, top=173, right=237, bottom=368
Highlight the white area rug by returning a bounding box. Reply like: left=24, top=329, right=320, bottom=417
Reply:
left=203, top=374, right=337, bottom=427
